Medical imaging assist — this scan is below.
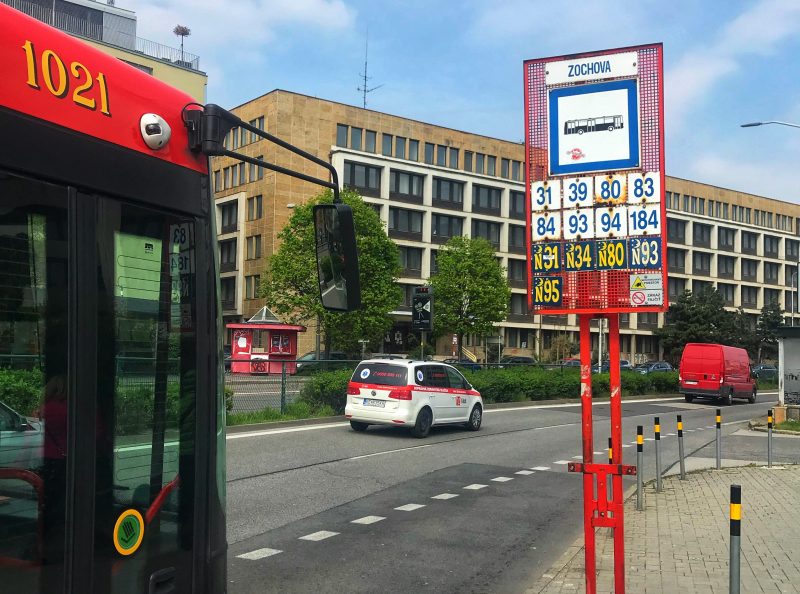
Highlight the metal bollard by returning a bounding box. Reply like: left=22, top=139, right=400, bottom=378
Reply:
left=636, top=425, right=644, bottom=511
left=654, top=416, right=662, bottom=493
left=677, top=414, right=686, bottom=480
left=768, top=408, right=773, bottom=468
left=729, top=484, right=742, bottom=594
left=716, top=408, right=722, bottom=470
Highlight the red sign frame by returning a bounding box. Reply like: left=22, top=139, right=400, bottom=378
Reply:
left=524, top=43, right=666, bottom=315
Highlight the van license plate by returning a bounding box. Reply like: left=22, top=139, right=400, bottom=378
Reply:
left=363, top=398, right=385, bottom=408
left=685, top=380, right=697, bottom=385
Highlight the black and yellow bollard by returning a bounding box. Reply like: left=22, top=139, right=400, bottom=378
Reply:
left=677, top=414, right=686, bottom=480
left=768, top=409, right=773, bottom=468
left=716, top=409, right=722, bottom=470
left=607, top=437, right=613, bottom=503
left=636, top=425, right=644, bottom=511
left=730, top=484, right=741, bottom=594
left=654, top=416, right=662, bottom=493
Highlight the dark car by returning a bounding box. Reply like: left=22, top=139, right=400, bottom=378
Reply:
left=592, top=360, right=633, bottom=373
left=443, top=357, right=482, bottom=372
left=295, top=351, right=350, bottom=374
left=497, top=356, right=537, bottom=368
left=635, top=361, right=674, bottom=375
left=223, top=344, right=231, bottom=372
left=751, top=364, right=778, bottom=382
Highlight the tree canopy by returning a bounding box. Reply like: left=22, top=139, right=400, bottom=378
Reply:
left=260, top=188, right=401, bottom=354
left=428, top=236, right=511, bottom=357
left=656, top=287, right=783, bottom=363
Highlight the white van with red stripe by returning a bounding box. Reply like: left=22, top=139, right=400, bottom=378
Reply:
left=345, top=359, right=483, bottom=438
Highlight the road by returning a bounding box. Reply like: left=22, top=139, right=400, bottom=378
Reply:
left=225, top=394, right=776, bottom=593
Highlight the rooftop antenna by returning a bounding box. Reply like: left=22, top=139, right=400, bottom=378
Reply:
left=357, top=29, right=383, bottom=108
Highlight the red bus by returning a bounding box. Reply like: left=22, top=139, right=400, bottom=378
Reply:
left=0, top=5, right=226, bottom=592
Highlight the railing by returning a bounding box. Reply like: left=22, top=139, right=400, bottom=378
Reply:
left=3, top=0, right=201, bottom=71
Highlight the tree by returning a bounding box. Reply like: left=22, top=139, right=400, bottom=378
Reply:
left=656, top=287, right=740, bottom=362
left=757, top=299, right=784, bottom=362
left=260, top=188, right=401, bottom=354
left=429, top=236, right=511, bottom=358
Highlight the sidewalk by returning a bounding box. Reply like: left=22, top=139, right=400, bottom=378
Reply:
left=528, top=465, right=800, bottom=593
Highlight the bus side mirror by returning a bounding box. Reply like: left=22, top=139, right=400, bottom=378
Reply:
left=313, top=203, right=361, bottom=311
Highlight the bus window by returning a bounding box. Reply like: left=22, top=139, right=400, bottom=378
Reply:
left=0, top=171, right=69, bottom=592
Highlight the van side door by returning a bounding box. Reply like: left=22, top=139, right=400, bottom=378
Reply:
left=422, top=365, right=450, bottom=421
left=445, top=367, right=471, bottom=421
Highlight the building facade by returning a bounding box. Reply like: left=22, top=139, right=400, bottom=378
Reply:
left=212, top=90, right=800, bottom=361
left=5, top=0, right=207, bottom=100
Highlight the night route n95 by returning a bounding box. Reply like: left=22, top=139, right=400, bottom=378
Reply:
left=533, top=276, right=562, bottom=307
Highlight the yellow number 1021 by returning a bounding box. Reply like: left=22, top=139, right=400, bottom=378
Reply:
left=22, top=40, right=110, bottom=116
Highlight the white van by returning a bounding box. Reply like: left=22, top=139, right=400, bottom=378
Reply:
left=345, top=359, right=483, bottom=438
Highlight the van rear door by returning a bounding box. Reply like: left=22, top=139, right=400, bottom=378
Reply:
left=681, top=344, right=722, bottom=393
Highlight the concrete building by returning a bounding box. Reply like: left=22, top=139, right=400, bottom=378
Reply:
left=212, top=89, right=800, bottom=361
left=4, top=0, right=206, bottom=100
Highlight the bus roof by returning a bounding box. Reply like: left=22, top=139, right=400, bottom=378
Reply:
left=0, top=3, right=206, bottom=173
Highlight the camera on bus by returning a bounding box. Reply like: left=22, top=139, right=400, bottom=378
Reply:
left=140, top=113, right=172, bottom=150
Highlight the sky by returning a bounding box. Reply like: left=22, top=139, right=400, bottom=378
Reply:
left=125, top=0, right=800, bottom=203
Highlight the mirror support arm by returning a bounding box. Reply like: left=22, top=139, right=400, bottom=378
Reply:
left=184, top=103, right=341, bottom=202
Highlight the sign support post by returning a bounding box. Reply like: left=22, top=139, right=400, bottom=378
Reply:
left=525, top=43, right=664, bottom=594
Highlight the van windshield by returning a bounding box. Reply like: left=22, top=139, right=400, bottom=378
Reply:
left=352, top=363, right=408, bottom=386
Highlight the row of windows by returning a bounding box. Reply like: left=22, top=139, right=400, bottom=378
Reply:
left=336, top=124, right=524, bottom=181
left=344, top=160, right=525, bottom=219
left=668, top=219, right=800, bottom=260
left=667, top=277, right=786, bottom=309
left=223, top=117, right=265, bottom=150
left=218, top=235, right=263, bottom=268
left=386, top=206, right=526, bottom=249
left=666, top=191, right=797, bottom=234
left=220, top=274, right=262, bottom=306
left=218, top=196, right=264, bottom=233
left=669, top=248, right=788, bottom=283
left=213, top=157, right=265, bottom=193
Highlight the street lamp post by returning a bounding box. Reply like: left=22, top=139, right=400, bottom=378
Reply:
left=741, top=120, right=800, bottom=326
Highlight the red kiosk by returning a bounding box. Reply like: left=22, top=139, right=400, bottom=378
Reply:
left=227, top=307, right=306, bottom=374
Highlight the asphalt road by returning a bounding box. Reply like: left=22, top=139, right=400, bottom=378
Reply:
left=225, top=394, right=777, bottom=593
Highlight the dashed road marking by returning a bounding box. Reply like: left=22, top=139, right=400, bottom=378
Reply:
left=351, top=516, right=385, bottom=525
left=572, top=455, right=583, bottom=459
left=237, top=547, right=282, bottom=560
left=644, top=438, right=654, bottom=441
left=464, top=484, right=488, bottom=490
left=666, top=433, right=676, bottom=436
left=593, top=451, right=603, bottom=455
left=300, top=531, right=339, bottom=542
left=431, top=493, right=459, bottom=500
left=531, top=466, right=551, bottom=471
left=492, top=476, right=514, bottom=482
left=395, top=503, right=426, bottom=512
left=554, top=460, right=570, bottom=465
left=515, top=470, right=535, bottom=475
left=622, top=444, right=632, bottom=448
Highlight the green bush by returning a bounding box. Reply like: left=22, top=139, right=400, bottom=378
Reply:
left=115, top=382, right=180, bottom=435
left=224, top=386, right=234, bottom=413
left=0, top=368, right=44, bottom=415
left=298, top=368, right=353, bottom=414
left=647, top=371, right=679, bottom=393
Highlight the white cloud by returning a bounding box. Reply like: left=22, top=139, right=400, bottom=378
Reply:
left=666, top=0, right=800, bottom=130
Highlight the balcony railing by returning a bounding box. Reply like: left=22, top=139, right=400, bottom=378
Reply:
left=5, top=0, right=201, bottom=71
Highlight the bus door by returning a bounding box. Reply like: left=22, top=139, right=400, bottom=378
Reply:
left=0, top=168, right=215, bottom=593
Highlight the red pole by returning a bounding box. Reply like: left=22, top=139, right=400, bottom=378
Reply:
left=579, top=314, right=596, bottom=594
left=608, top=314, right=625, bottom=593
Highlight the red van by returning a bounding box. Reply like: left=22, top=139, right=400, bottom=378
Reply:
left=679, top=343, right=756, bottom=405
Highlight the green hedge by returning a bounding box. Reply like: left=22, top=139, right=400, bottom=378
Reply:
left=297, top=368, right=680, bottom=410
left=0, top=368, right=44, bottom=416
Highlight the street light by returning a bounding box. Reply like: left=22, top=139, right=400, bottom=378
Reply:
left=742, top=119, right=800, bottom=325
left=740, top=120, right=800, bottom=129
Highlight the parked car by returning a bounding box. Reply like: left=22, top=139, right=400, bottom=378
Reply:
left=751, top=364, right=778, bottom=382
left=591, top=360, right=633, bottom=373
left=442, top=357, right=482, bottom=372
left=345, top=359, right=483, bottom=437
left=679, top=343, right=756, bottom=405
left=496, top=356, right=537, bottom=368
left=635, top=361, right=674, bottom=375
left=557, top=358, right=581, bottom=368
left=295, top=351, right=350, bottom=374
left=223, top=344, right=231, bottom=372
left=0, top=400, right=43, bottom=470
